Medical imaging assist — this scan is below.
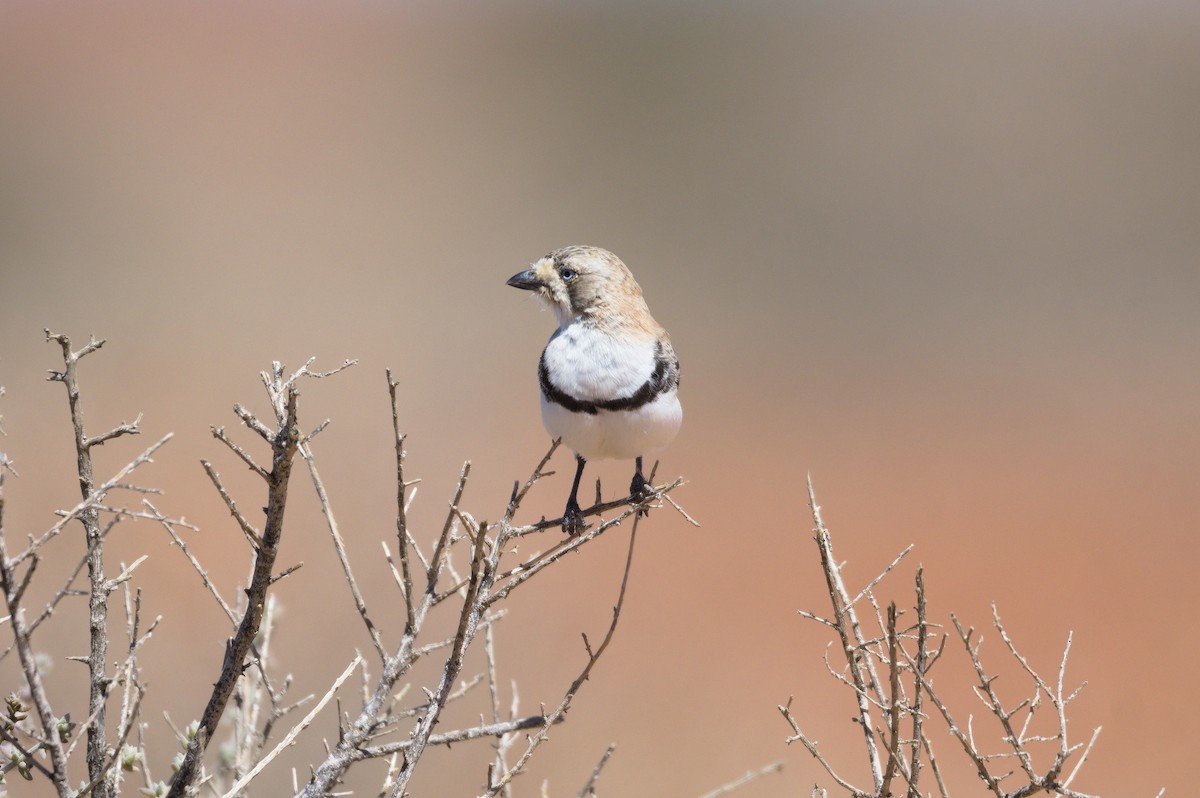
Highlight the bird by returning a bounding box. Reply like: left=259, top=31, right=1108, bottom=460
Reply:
left=507, top=245, right=682, bottom=535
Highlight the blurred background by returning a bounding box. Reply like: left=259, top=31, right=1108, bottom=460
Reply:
left=1, top=1, right=1197, bottom=795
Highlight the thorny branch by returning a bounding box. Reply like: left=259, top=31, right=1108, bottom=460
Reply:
left=4, top=335, right=1161, bottom=797
left=298, top=437, right=687, bottom=797
left=576, top=743, right=617, bottom=798
left=480, top=508, right=644, bottom=797
left=782, top=479, right=1160, bottom=798
left=167, top=362, right=306, bottom=798
left=0, top=339, right=177, bottom=798
left=696, top=761, right=785, bottom=798
left=45, top=329, right=142, bottom=798
left=2, top=344, right=695, bottom=797
left=0, top=494, right=72, bottom=795
left=387, top=370, right=416, bottom=636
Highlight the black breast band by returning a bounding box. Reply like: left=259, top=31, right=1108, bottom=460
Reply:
left=539, top=340, right=679, bottom=416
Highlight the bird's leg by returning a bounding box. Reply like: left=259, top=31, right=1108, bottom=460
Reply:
left=630, top=455, right=652, bottom=517
left=563, top=454, right=588, bottom=536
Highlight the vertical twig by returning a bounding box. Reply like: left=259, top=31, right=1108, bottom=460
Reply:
left=387, top=370, right=416, bottom=635
left=807, top=477, right=884, bottom=791
left=299, top=440, right=386, bottom=662
left=485, top=622, right=514, bottom=798
left=167, top=377, right=302, bottom=798
left=46, top=330, right=141, bottom=798
left=906, top=568, right=928, bottom=798
left=389, top=521, right=493, bottom=797
left=298, top=456, right=476, bottom=797
left=428, top=461, right=471, bottom=588
left=0, top=498, right=72, bottom=795
left=879, top=603, right=901, bottom=797
left=484, top=516, right=643, bottom=796
left=220, top=655, right=362, bottom=798
left=298, top=418, right=684, bottom=796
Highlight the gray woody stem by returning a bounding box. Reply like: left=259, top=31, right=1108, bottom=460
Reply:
left=388, top=518, right=493, bottom=797
left=167, top=377, right=302, bottom=798
left=46, top=330, right=142, bottom=798
left=0, top=483, right=72, bottom=795
left=297, top=456, right=472, bottom=796
left=808, top=478, right=884, bottom=792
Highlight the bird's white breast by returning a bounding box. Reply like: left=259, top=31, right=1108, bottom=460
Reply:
left=542, top=324, right=656, bottom=401
left=539, top=323, right=682, bottom=461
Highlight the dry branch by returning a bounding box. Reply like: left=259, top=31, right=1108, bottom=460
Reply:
left=220, top=655, right=362, bottom=798
left=2, top=341, right=696, bottom=798
left=0, top=518, right=72, bottom=795
left=783, top=480, right=1158, bottom=798
left=44, top=330, right=151, bottom=798
left=482, top=507, right=645, bottom=797
left=167, top=364, right=305, bottom=798
left=576, top=744, right=617, bottom=798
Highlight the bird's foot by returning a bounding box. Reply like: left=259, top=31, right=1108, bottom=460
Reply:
left=630, top=471, right=653, bottom=517
left=562, top=498, right=588, bottom=536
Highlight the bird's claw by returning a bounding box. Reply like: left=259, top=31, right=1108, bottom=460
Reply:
left=630, top=472, right=653, bottom=517
left=562, top=500, right=588, bottom=536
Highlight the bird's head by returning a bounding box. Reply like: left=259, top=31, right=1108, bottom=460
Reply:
left=507, top=245, right=652, bottom=331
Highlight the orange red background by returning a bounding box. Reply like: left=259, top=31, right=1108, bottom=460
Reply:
left=1, top=3, right=1196, bottom=795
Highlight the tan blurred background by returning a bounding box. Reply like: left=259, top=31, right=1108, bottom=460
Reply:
left=1, top=2, right=1197, bottom=795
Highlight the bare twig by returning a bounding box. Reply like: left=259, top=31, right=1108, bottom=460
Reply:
left=389, top=519, right=493, bottom=797
left=298, top=447, right=480, bottom=796
left=201, top=460, right=262, bottom=550
left=428, top=461, right=471, bottom=587
left=485, top=621, right=514, bottom=797
left=168, top=371, right=304, bottom=798
left=13, top=434, right=172, bottom=566
left=387, top=370, right=416, bottom=635
left=211, top=426, right=269, bottom=480
left=879, top=604, right=901, bottom=798
left=783, top=482, right=1136, bottom=798
left=697, top=761, right=784, bottom=798
left=483, top=477, right=684, bottom=608
left=779, top=697, right=866, bottom=796
left=503, top=440, right=560, bottom=525
left=576, top=744, right=617, bottom=798
left=906, top=568, right=929, bottom=798
left=0, top=545, right=90, bottom=664
left=147, top=500, right=236, bottom=623
left=363, top=715, right=553, bottom=758
left=0, top=538, right=72, bottom=794
left=45, top=329, right=145, bottom=798
left=483, top=515, right=643, bottom=796
left=508, top=480, right=679, bottom=538
left=84, top=413, right=143, bottom=450
left=74, top=687, right=144, bottom=798
left=220, top=655, right=361, bottom=798
left=299, top=440, right=386, bottom=662
left=1062, top=726, right=1102, bottom=790
left=844, top=546, right=913, bottom=616
left=807, top=477, right=884, bottom=791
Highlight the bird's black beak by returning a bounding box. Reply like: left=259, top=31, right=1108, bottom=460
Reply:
left=506, top=269, right=543, bottom=291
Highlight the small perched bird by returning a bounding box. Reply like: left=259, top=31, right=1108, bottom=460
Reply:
left=507, top=245, right=682, bottom=535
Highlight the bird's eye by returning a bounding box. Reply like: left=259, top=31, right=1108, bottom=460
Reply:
left=559, top=268, right=576, bottom=282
